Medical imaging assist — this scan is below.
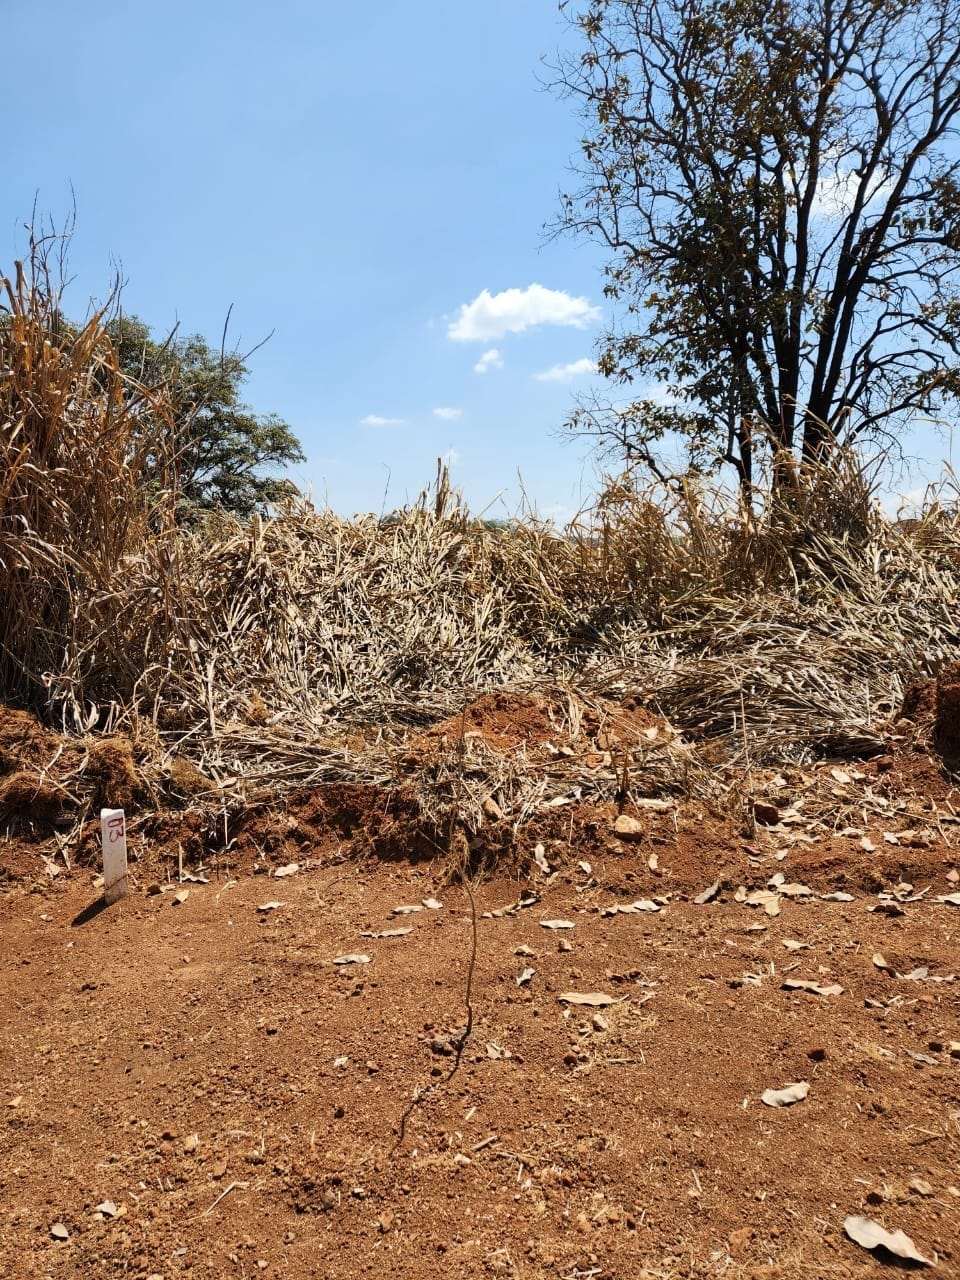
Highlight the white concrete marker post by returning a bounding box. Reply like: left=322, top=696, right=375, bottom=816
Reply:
left=100, top=808, right=129, bottom=904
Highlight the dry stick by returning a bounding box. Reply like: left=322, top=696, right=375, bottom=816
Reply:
left=393, top=876, right=478, bottom=1152
left=200, top=1179, right=249, bottom=1218
left=393, top=710, right=478, bottom=1152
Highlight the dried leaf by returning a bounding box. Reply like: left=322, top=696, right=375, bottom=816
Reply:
left=868, top=902, right=906, bottom=917
left=860, top=837, right=876, bottom=853
left=483, top=892, right=539, bottom=919
left=516, top=967, right=535, bottom=986
left=761, top=1081, right=810, bottom=1107
left=392, top=904, right=424, bottom=915
left=777, top=882, right=814, bottom=898
left=540, top=919, right=575, bottom=930
left=820, top=891, right=855, bottom=902
left=782, top=979, right=843, bottom=997
left=872, top=953, right=896, bottom=974
left=843, top=1215, right=934, bottom=1266
left=694, top=881, right=721, bottom=905
left=935, top=893, right=960, bottom=906
left=332, top=953, right=371, bottom=965
left=422, top=897, right=443, bottom=910
left=601, top=899, right=660, bottom=916
left=738, top=888, right=782, bottom=916
left=533, top=843, right=551, bottom=873
left=558, top=991, right=618, bottom=1006
left=257, top=901, right=284, bottom=912
left=273, top=863, right=299, bottom=878
left=360, top=927, right=412, bottom=938
left=172, top=889, right=189, bottom=906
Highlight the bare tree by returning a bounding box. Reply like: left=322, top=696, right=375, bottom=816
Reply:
left=553, top=0, right=960, bottom=494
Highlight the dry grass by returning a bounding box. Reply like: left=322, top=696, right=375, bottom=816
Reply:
left=0, top=226, right=179, bottom=726
left=5, top=243, right=960, bottom=839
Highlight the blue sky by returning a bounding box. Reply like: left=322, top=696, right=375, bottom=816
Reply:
left=3, top=0, right=618, bottom=519
left=4, top=1, right=954, bottom=517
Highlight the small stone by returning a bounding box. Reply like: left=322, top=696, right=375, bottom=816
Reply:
left=591, top=1013, right=609, bottom=1032
left=378, top=1210, right=395, bottom=1233
left=50, top=1223, right=69, bottom=1240
left=613, top=815, right=644, bottom=842
left=146, top=883, right=162, bottom=896
left=183, top=1133, right=199, bottom=1153
left=908, top=1178, right=934, bottom=1197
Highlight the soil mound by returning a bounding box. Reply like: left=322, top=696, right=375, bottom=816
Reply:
left=421, top=690, right=564, bottom=753
left=935, top=661, right=960, bottom=757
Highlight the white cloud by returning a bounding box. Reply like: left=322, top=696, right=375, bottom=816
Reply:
left=432, top=406, right=463, bottom=421
left=360, top=414, right=406, bottom=427
left=533, top=357, right=598, bottom=383
left=809, top=154, right=894, bottom=221
left=449, top=284, right=601, bottom=342
left=473, top=348, right=504, bottom=374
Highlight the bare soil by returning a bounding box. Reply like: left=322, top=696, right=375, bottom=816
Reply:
left=1, top=693, right=959, bottom=1279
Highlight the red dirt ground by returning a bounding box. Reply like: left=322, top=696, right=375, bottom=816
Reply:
left=2, top=693, right=959, bottom=1279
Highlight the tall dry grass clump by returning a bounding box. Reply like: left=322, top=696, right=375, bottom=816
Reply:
left=0, top=229, right=177, bottom=724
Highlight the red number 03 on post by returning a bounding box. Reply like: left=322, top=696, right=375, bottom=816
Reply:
left=100, top=808, right=129, bottom=904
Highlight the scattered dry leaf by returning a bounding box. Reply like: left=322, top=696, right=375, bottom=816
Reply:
left=558, top=992, right=619, bottom=1007
left=761, top=1081, right=810, bottom=1107
left=332, top=954, right=371, bottom=966
left=600, top=899, right=660, bottom=916
left=843, top=1215, right=934, bottom=1266
left=782, top=979, right=843, bottom=997
left=694, top=881, right=721, bottom=904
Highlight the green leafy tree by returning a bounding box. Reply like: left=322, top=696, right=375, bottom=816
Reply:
left=554, top=0, right=960, bottom=495
left=108, top=315, right=304, bottom=518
